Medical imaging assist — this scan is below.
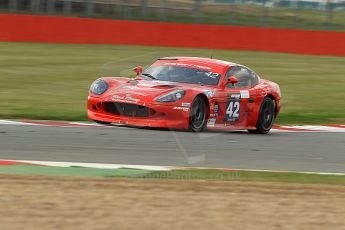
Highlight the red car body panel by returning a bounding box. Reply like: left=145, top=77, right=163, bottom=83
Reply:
left=88, top=57, right=281, bottom=130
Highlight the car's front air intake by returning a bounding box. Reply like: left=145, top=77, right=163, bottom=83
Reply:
left=104, top=102, right=155, bottom=117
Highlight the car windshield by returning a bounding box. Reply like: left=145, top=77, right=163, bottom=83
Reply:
left=142, top=65, right=221, bottom=85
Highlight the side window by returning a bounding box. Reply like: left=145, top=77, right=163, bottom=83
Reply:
left=226, top=66, right=253, bottom=88
left=249, top=70, right=259, bottom=86
left=225, top=66, right=241, bottom=79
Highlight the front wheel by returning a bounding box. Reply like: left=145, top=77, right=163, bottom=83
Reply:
left=189, top=96, right=207, bottom=132
left=248, top=97, right=275, bottom=134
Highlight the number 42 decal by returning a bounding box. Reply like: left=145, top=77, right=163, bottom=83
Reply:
left=225, top=99, right=240, bottom=121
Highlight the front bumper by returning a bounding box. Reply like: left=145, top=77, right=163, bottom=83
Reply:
left=87, top=97, right=190, bottom=129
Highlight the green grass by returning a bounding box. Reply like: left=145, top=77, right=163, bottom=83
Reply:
left=1, top=165, right=345, bottom=186
left=141, top=169, right=345, bottom=186
left=0, top=165, right=149, bottom=177
left=1, top=42, right=345, bottom=124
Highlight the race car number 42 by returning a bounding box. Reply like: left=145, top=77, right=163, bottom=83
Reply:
left=225, top=99, right=240, bottom=122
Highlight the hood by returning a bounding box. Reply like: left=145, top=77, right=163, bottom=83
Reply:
left=103, top=80, right=184, bottom=104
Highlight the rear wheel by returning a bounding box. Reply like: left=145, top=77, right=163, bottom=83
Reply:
left=93, top=120, right=111, bottom=125
left=189, top=96, right=207, bottom=132
left=248, top=97, right=275, bottom=134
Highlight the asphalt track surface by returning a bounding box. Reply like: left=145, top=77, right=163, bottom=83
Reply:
left=1, top=124, right=345, bottom=173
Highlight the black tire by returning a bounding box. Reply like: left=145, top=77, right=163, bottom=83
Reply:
left=248, top=97, right=275, bottom=134
left=93, top=120, right=111, bottom=125
left=189, top=96, right=207, bottom=132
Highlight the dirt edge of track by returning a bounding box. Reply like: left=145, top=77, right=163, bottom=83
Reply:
left=1, top=174, right=345, bottom=230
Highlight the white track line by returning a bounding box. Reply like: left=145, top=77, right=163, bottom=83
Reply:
left=2, top=159, right=345, bottom=176
left=1, top=120, right=345, bottom=132
left=273, top=125, right=345, bottom=133
left=168, top=166, right=345, bottom=176
left=0, top=120, right=39, bottom=126
left=239, top=168, right=345, bottom=176
left=68, top=122, right=106, bottom=127
left=8, top=159, right=171, bottom=171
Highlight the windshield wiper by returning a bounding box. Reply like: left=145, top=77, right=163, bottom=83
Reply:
left=141, top=73, right=156, bottom=79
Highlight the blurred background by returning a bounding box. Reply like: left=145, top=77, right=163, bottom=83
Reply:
left=0, top=1, right=344, bottom=124
left=0, top=0, right=344, bottom=30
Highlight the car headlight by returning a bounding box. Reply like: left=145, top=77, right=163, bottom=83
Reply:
left=90, top=79, right=108, bottom=95
left=156, top=89, right=185, bottom=102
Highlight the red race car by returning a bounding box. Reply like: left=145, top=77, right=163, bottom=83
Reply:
left=88, top=57, right=281, bottom=134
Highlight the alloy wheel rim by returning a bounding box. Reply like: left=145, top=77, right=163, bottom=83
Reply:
left=191, top=99, right=206, bottom=129
left=262, top=100, right=274, bottom=129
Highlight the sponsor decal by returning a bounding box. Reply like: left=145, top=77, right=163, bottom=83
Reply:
left=207, top=118, right=216, bottom=127
left=205, top=72, right=221, bottom=79
left=112, top=95, right=123, bottom=100
left=240, top=90, right=250, bottom=99
left=173, top=106, right=189, bottom=111
left=163, top=62, right=212, bottom=70
left=121, top=85, right=139, bottom=89
left=112, top=94, right=140, bottom=103
left=204, top=90, right=215, bottom=97
left=230, top=93, right=241, bottom=99
left=181, top=102, right=191, bottom=107
left=214, top=104, right=219, bottom=117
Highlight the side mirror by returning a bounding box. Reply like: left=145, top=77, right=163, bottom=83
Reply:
left=133, top=66, right=143, bottom=75
left=228, top=76, right=238, bottom=85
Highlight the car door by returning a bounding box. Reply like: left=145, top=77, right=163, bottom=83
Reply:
left=217, top=66, right=258, bottom=128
